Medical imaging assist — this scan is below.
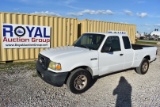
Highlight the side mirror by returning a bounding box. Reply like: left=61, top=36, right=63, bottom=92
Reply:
left=101, top=46, right=112, bottom=52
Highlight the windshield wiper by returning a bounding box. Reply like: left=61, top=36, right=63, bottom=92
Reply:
left=80, top=45, right=92, bottom=50
left=74, top=44, right=92, bottom=50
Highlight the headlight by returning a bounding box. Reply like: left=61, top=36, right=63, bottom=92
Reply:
left=49, top=61, right=61, bottom=70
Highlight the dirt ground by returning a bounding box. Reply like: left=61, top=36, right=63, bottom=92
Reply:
left=0, top=45, right=160, bottom=107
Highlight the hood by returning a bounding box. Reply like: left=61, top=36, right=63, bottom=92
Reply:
left=40, top=46, right=89, bottom=60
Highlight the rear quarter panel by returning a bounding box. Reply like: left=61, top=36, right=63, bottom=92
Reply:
left=132, top=46, right=157, bottom=67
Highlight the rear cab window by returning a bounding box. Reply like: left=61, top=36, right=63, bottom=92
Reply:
left=122, top=36, right=131, bottom=49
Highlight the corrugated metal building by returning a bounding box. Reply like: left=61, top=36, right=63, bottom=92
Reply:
left=0, top=12, right=78, bottom=62
left=0, top=12, right=136, bottom=63
left=78, top=19, right=136, bottom=43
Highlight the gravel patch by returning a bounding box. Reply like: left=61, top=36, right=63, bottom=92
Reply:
left=0, top=46, right=160, bottom=107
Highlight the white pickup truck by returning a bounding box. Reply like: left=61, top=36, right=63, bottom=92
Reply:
left=36, top=31, right=158, bottom=94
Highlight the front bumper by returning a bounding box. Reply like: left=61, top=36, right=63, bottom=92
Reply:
left=36, top=61, right=68, bottom=87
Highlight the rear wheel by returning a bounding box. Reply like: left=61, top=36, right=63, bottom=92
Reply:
left=136, top=58, right=149, bottom=74
left=67, top=68, right=92, bottom=94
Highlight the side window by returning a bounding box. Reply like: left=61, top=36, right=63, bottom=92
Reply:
left=122, top=36, right=131, bottom=49
left=102, top=36, right=121, bottom=51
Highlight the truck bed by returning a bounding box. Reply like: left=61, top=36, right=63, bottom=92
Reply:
left=132, top=44, right=154, bottom=50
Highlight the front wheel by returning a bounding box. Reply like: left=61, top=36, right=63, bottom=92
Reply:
left=135, top=58, right=149, bottom=74
left=66, top=68, right=92, bottom=94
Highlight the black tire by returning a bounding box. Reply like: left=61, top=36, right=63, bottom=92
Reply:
left=135, top=58, right=149, bottom=74
left=66, top=68, right=92, bottom=94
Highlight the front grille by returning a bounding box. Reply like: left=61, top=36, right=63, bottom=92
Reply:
left=38, top=54, right=50, bottom=70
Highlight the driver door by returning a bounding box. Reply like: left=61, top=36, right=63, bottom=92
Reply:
left=99, top=36, right=125, bottom=76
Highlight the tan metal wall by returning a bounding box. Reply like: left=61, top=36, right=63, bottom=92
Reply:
left=0, top=13, right=136, bottom=62
left=0, top=12, right=78, bottom=62
left=78, top=19, right=136, bottom=43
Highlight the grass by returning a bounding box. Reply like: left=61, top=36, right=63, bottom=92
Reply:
left=136, top=40, right=158, bottom=45
left=0, top=61, right=39, bottom=78
left=0, top=61, right=36, bottom=72
left=32, top=72, right=38, bottom=77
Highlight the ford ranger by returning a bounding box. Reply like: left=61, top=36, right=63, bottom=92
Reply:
left=36, top=31, right=158, bottom=94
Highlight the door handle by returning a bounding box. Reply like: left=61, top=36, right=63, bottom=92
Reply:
left=120, top=54, right=123, bottom=56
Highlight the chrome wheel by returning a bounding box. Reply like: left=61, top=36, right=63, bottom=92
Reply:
left=135, top=58, right=149, bottom=75
left=74, top=75, right=87, bottom=90
left=142, top=62, right=148, bottom=72
left=67, top=68, right=92, bottom=94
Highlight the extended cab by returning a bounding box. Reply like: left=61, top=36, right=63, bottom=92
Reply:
left=36, top=31, right=158, bottom=94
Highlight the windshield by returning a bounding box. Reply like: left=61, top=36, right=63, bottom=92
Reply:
left=74, top=33, right=105, bottom=50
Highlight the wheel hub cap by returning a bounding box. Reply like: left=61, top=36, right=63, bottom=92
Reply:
left=143, top=62, right=148, bottom=72
left=74, top=75, right=87, bottom=90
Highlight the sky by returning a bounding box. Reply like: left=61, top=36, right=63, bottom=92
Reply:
left=0, top=0, right=160, bottom=34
